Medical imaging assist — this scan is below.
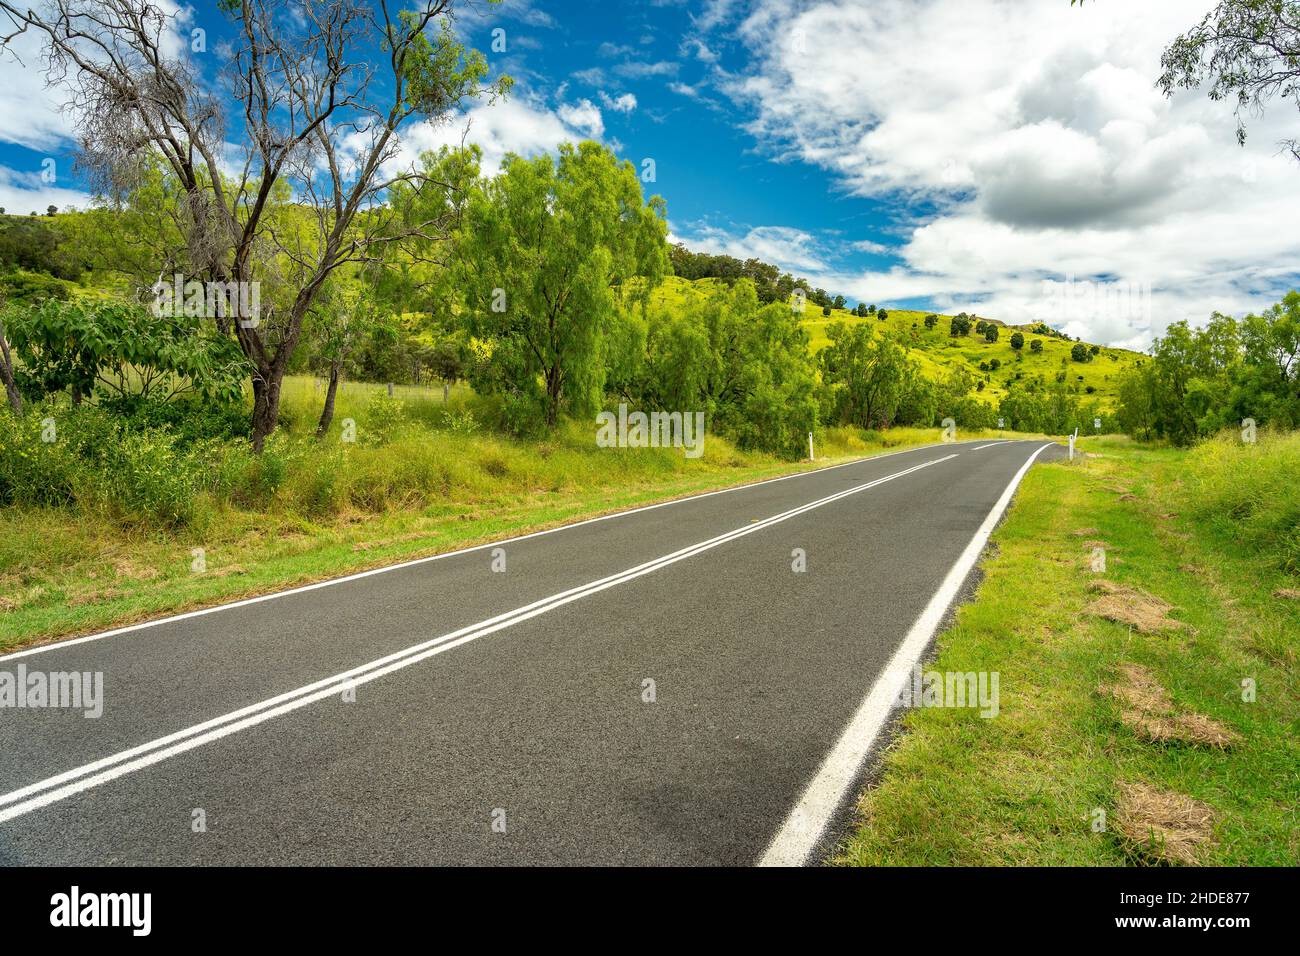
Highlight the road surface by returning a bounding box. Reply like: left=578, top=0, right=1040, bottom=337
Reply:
left=0, top=438, right=1063, bottom=865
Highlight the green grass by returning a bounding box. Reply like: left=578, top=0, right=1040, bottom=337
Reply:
left=832, top=431, right=1300, bottom=865
left=0, top=380, right=1015, bottom=653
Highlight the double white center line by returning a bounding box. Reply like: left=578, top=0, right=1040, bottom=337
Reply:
left=0, top=452, right=959, bottom=825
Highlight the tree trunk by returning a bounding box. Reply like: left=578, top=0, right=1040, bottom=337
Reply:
left=0, top=319, right=22, bottom=416
left=316, top=360, right=341, bottom=438
left=545, top=366, right=561, bottom=428
left=442, top=380, right=449, bottom=403
left=251, top=368, right=284, bottom=453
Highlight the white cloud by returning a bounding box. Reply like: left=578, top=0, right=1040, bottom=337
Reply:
left=614, top=60, right=679, bottom=79
left=711, top=0, right=1300, bottom=346
left=673, top=223, right=829, bottom=274
left=571, top=67, right=607, bottom=86
left=374, top=96, right=606, bottom=181
left=0, top=0, right=202, bottom=152
left=557, top=98, right=605, bottom=138
left=599, top=91, right=638, bottom=113
left=486, top=0, right=556, bottom=29
left=0, top=164, right=92, bottom=216
left=0, top=30, right=81, bottom=151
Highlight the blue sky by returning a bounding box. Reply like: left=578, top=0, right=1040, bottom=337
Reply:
left=2, top=0, right=1299, bottom=347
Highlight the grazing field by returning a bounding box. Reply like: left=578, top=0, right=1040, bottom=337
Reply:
left=834, top=432, right=1300, bottom=866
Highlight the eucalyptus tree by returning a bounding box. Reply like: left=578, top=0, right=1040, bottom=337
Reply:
left=0, top=0, right=509, bottom=448
left=1157, top=0, right=1300, bottom=162
left=452, top=141, right=668, bottom=431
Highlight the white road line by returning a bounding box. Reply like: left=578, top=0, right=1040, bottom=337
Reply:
left=0, top=440, right=993, bottom=664
left=973, top=441, right=1012, bottom=450
left=758, top=442, right=1054, bottom=867
left=0, top=453, right=960, bottom=825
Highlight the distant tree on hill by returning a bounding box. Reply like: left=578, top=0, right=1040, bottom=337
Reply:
left=984, top=325, right=999, bottom=343
left=924, top=313, right=938, bottom=329
left=868, top=304, right=876, bottom=314
left=45, top=205, right=57, bottom=216
left=950, top=315, right=971, bottom=336
left=1071, top=342, right=1090, bottom=362
left=832, top=294, right=847, bottom=310
left=877, top=309, right=889, bottom=321
left=1030, top=339, right=1043, bottom=353
left=1010, top=331, right=1024, bottom=350
left=822, top=305, right=831, bottom=316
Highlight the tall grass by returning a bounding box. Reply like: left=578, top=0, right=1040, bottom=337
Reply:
left=0, top=374, right=1017, bottom=539
left=1183, top=429, right=1300, bottom=575
left=0, top=376, right=825, bottom=532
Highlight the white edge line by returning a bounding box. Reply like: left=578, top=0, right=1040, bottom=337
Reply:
left=0, top=440, right=997, bottom=664
left=0, top=454, right=961, bottom=822
left=757, top=442, right=1054, bottom=867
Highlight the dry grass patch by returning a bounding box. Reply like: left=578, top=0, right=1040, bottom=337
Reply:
left=112, top=560, right=159, bottom=581
left=1272, top=587, right=1300, bottom=600
left=1099, top=663, right=1238, bottom=748
left=1084, top=579, right=1185, bottom=634
left=67, top=587, right=125, bottom=607
left=1072, top=527, right=1100, bottom=537
left=1114, top=781, right=1215, bottom=865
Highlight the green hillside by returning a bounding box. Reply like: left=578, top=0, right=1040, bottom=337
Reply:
left=650, top=275, right=1144, bottom=412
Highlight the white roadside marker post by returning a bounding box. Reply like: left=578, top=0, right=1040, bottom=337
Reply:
left=808, top=431, right=815, bottom=462
left=1069, top=427, right=1078, bottom=461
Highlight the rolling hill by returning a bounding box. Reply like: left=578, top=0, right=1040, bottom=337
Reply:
left=650, top=275, right=1145, bottom=411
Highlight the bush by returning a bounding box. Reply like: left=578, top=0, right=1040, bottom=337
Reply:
left=99, top=394, right=250, bottom=444
left=1184, top=430, right=1300, bottom=575
left=0, top=401, right=208, bottom=527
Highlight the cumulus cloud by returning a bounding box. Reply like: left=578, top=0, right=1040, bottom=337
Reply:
left=372, top=96, right=607, bottom=181
left=599, top=91, right=638, bottom=113
left=557, top=98, right=605, bottom=138
left=673, top=223, right=830, bottom=274
left=0, top=164, right=92, bottom=216
left=710, top=0, right=1300, bottom=346
left=0, top=30, right=78, bottom=152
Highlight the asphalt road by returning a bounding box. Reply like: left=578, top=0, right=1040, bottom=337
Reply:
left=0, top=438, right=1063, bottom=866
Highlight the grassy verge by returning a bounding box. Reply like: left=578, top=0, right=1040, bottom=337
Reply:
left=833, top=432, right=1300, bottom=865
left=0, top=383, right=1016, bottom=652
